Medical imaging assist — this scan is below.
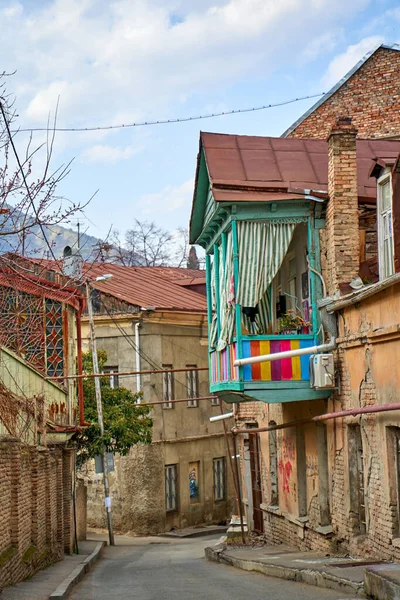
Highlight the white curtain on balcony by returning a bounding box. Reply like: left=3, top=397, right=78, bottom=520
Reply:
left=209, top=256, right=218, bottom=349
left=237, top=221, right=296, bottom=333
left=217, top=232, right=235, bottom=351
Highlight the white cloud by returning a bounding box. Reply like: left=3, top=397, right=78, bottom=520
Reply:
left=81, top=144, right=134, bottom=164
left=1, top=0, right=371, bottom=138
left=141, top=179, right=194, bottom=214
left=322, top=36, right=383, bottom=88
left=2, top=2, right=23, bottom=18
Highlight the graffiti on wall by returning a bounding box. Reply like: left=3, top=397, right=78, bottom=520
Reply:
left=189, top=462, right=199, bottom=500
left=279, top=435, right=295, bottom=496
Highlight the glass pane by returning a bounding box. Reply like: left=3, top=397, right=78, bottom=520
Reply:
left=380, top=180, right=392, bottom=211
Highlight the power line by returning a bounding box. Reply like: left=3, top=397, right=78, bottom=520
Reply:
left=13, top=93, right=325, bottom=133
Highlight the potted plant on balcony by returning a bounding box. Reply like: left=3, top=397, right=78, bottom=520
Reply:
left=278, top=310, right=311, bottom=335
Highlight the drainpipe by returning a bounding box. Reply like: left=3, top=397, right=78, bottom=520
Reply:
left=135, top=321, right=141, bottom=401
left=234, top=297, right=337, bottom=368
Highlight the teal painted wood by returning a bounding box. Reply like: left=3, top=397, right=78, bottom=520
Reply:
left=246, top=388, right=331, bottom=403
left=204, top=187, right=217, bottom=227
left=190, top=149, right=209, bottom=243
left=220, top=232, right=232, bottom=380
left=203, top=212, right=232, bottom=253
left=307, top=212, right=324, bottom=342
left=205, top=253, right=213, bottom=389
left=231, top=219, right=244, bottom=385
left=210, top=380, right=331, bottom=402
left=213, top=243, right=221, bottom=382
left=205, top=254, right=213, bottom=331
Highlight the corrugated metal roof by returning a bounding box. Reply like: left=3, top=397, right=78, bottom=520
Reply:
left=86, top=263, right=207, bottom=313
left=5, top=256, right=207, bottom=313
left=281, top=43, right=400, bottom=138
left=200, top=131, right=400, bottom=203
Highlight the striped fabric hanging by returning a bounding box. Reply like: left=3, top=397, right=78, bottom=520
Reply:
left=217, top=232, right=235, bottom=350
left=237, top=221, right=296, bottom=332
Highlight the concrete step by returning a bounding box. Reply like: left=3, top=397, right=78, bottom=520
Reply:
left=365, top=563, right=400, bottom=600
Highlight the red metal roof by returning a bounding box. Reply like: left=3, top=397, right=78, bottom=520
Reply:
left=6, top=256, right=206, bottom=313
left=85, top=263, right=207, bottom=313
left=200, top=132, right=400, bottom=203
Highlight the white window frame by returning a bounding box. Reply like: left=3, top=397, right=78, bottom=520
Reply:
left=162, top=365, right=174, bottom=409
left=213, top=457, right=226, bottom=502
left=102, top=366, right=119, bottom=389
left=211, top=397, right=220, bottom=406
left=165, top=464, right=178, bottom=512
left=377, top=172, right=395, bottom=280
left=186, top=365, right=199, bottom=407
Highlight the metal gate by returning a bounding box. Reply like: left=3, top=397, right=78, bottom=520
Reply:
left=249, top=432, right=264, bottom=533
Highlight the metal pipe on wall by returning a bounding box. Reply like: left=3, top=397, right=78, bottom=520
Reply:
left=234, top=337, right=337, bottom=368
left=135, top=321, right=141, bottom=401
left=234, top=402, right=400, bottom=435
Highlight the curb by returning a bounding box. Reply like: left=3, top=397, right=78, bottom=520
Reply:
left=160, top=527, right=228, bottom=539
left=205, top=545, right=366, bottom=598
left=365, top=566, right=400, bottom=600
left=49, top=541, right=106, bottom=600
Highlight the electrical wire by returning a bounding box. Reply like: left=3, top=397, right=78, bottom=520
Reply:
left=12, top=93, right=325, bottom=133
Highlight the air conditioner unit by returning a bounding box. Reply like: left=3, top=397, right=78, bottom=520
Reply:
left=309, top=354, right=335, bottom=390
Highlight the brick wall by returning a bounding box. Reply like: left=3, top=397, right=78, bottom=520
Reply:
left=288, top=47, right=400, bottom=139
left=326, top=118, right=360, bottom=293
left=0, top=437, right=74, bottom=589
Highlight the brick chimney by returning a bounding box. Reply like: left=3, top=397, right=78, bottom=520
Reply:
left=326, top=116, right=359, bottom=295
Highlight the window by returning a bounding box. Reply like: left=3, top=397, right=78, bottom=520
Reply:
left=186, top=365, right=199, bottom=407
left=348, top=425, right=367, bottom=534
left=213, top=457, right=226, bottom=501
left=211, top=397, right=220, bottom=406
left=102, top=366, right=119, bottom=388
left=165, top=464, right=178, bottom=511
left=162, top=365, right=174, bottom=409
left=378, top=174, right=394, bottom=279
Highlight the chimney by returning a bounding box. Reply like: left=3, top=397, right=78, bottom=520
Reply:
left=326, top=116, right=359, bottom=295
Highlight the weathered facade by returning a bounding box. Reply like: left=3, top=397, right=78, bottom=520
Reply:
left=79, top=264, right=234, bottom=534
left=189, top=116, right=400, bottom=559
left=283, top=44, right=400, bottom=140
left=0, top=260, right=84, bottom=588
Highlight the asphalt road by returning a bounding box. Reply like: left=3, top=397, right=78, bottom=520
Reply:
left=69, top=534, right=359, bottom=600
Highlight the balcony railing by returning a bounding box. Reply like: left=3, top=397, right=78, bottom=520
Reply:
left=211, top=334, right=315, bottom=385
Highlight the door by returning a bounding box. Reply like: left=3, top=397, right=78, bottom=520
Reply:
left=249, top=433, right=264, bottom=533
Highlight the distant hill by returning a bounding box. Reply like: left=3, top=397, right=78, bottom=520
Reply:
left=0, top=220, right=109, bottom=262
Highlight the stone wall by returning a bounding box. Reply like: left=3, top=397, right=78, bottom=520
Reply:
left=0, top=437, right=74, bottom=589
left=287, top=47, right=400, bottom=139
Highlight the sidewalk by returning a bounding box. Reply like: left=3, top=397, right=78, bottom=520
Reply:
left=205, top=542, right=382, bottom=598
left=1, top=539, right=105, bottom=600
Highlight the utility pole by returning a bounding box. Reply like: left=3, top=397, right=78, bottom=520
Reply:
left=86, top=280, right=115, bottom=546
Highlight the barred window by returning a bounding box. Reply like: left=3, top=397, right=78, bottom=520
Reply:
left=186, top=365, right=198, bottom=407
left=162, top=365, right=174, bottom=409
left=165, top=464, right=178, bottom=511
left=45, top=299, right=64, bottom=379
left=213, top=457, right=226, bottom=502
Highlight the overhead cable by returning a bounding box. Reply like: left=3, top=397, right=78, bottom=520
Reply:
left=13, top=93, right=325, bottom=133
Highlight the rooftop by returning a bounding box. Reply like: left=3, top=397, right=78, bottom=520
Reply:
left=282, top=43, right=400, bottom=138
left=199, top=131, right=400, bottom=203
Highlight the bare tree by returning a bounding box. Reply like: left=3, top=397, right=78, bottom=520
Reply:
left=110, top=220, right=173, bottom=267
left=108, top=221, right=205, bottom=269
left=0, top=75, right=92, bottom=261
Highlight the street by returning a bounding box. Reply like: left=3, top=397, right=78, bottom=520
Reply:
left=69, top=535, right=359, bottom=600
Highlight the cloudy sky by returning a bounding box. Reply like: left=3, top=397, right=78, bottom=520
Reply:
left=2, top=0, right=400, bottom=245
